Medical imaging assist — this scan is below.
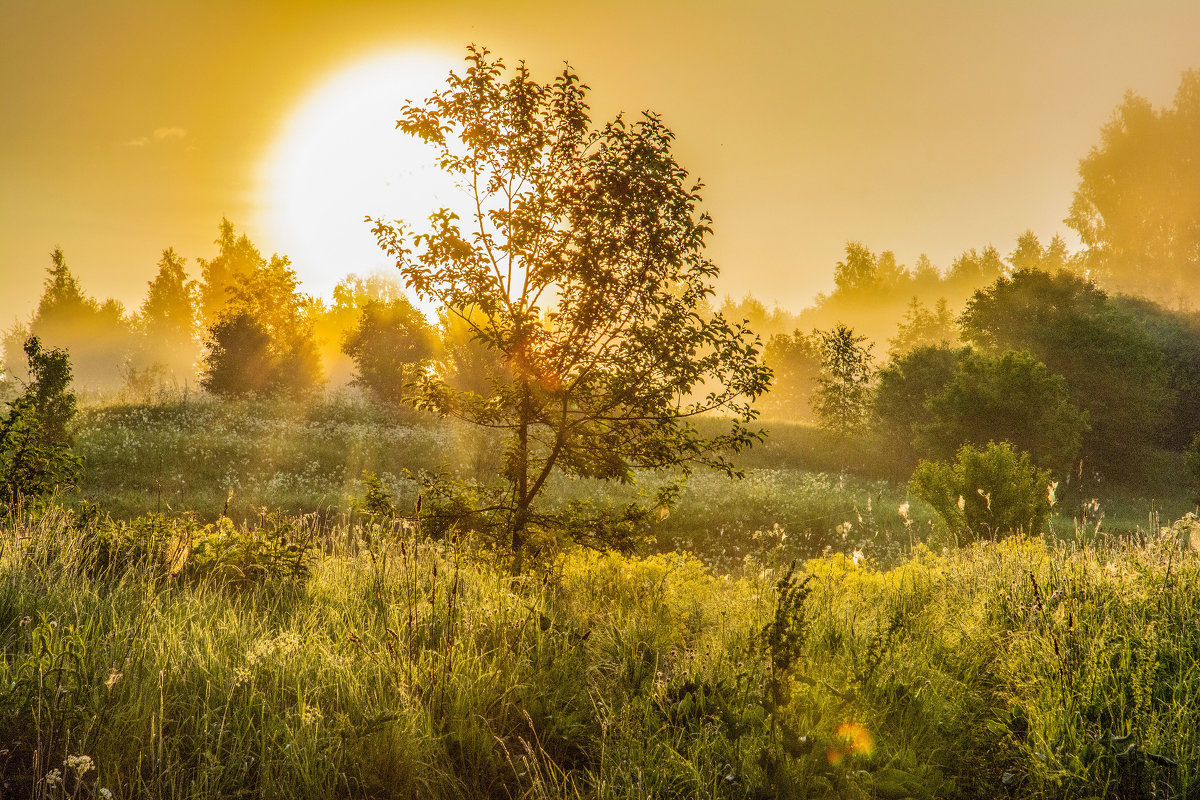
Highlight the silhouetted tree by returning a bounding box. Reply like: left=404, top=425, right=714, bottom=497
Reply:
left=28, top=248, right=136, bottom=391
left=312, top=273, right=410, bottom=385
left=370, top=46, right=770, bottom=569
left=201, top=313, right=274, bottom=397
left=200, top=249, right=322, bottom=397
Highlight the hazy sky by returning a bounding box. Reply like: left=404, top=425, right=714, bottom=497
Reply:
left=3, top=0, right=1199, bottom=326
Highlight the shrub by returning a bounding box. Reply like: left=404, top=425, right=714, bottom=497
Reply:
left=910, top=441, right=1052, bottom=542
left=0, top=337, right=81, bottom=509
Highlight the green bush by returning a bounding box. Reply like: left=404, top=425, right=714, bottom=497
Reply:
left=910, top=441, right=1052, bottom=542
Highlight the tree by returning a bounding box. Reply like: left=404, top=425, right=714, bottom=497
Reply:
left=874, top=344, right=966, bottom=465
left=342, top=298, right=440, bottom=402
left=1066, top=70, right=1200, bottom=307
left=135, top=247, right=200, bottom=384
left=196, top=218, right=267, bottom=326
left=887, top=297, right=956, bottom=357
left=811, top=324, right=873, bottom=436
left=1, top=337, right=80, bottom=508
left=959, top=269, right=1170, bottom=479
left=312, top=273, right=410, bottom=385
left=760, top=330, right=821, bottom=419
left=918, top=349, right=1088, bottom=472
left=369, top=46, right=770, bottom=569
left=200, top=248, right=323, bottom=397
left=200, top=314, right=275, bottom=397
left=28, top=248, right=136, bottom=392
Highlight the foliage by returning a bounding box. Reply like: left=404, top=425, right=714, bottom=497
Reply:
left=918, top=349, right=1088, bottom=472
left=760, top=329, right=820, bottom=419
left=1186, top=433, right=1200, bottom=504
left=1111, top=293, right=1200, bottom=450
left=873, top=345, right=966, bottom=466
left=24, top=248, right=137, bottom=392
left=0, top=337, right=81, bottom=509
left=959, top=269, right=1170, bottom=480
left=200, top=243, right=323, bottom=397
left=910, top=441, right=1052, bottom=542
left=887, top=297, right=956, bottom=358
left=832, top=242, right=908, bottom=297
left=342, top=297, right=439, bottom=402
left=4, top=507, right=1199, bottom=799
left=196, top=217, right=268, bottom=326
left=200, top=313, right=275, bottom=397
left=309, top=272, right=410, bottom=386
left=811, top=324, right=873, bottom=436
left=1067, top=69, right=1200, bottom=306
left=369, top=46, right=769, bottom=569
left=133, top=247, right=200, bottom=385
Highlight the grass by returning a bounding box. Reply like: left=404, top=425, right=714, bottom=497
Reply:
left=3, top=506, right=1199, bottom=799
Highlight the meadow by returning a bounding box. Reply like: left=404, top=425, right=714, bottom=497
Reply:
left=3, top=394, right=1198, bottom=799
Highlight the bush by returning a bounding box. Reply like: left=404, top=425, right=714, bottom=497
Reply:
left=910, top=441, right=1052, bottom=542
left=0, top=337, right=81, bottom=509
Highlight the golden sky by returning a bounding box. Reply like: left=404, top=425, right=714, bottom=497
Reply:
left=2, top=0, right=1199, bottom=326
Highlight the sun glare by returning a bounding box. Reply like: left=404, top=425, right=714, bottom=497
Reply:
left=258, top=50, right=464, bottom=300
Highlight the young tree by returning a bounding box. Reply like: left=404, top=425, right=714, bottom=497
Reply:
left=369, top=47, right=770, bottom=569
left=811, top=324, right=873, bottom=436
left=1, top=337, right=80, bottom=508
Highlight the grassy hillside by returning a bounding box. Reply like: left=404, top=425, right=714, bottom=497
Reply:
left=2, top=507, right=1198, bottom=798
left=69, top=395, right=1194, bottom=569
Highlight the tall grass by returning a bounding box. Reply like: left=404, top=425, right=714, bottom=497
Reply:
left=3, top=507, right=1197, bottom=798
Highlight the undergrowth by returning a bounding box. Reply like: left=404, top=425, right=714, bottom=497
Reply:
left=2, top=506, right=1197, bottom=799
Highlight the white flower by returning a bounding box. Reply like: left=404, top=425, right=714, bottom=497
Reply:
left=45, top=769, right=63, bottom=787
left=100, top=789, right=114, bottom=800
left=65, top=753, right=95, bottom=776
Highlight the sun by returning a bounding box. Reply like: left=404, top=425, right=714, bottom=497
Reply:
left=258, top=49, right=464, bottom=300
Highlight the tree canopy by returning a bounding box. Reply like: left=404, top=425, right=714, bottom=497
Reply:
left=370, top=46, right=770, bottom=568
left=1067, top=70, right=1200, bottom=307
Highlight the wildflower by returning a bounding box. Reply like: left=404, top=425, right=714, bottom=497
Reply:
left=44, top=769, right=63, bottom=788
left=852, top=549, right=864, bottom=567
left=106, top=668, right=123, bottom=690
left=100, top=789, right=114, bottom=800
left=65, top=753, right=95, bottom=776
left=1047, top=481, right=1058, bottom=507
left=897, top=501, right=910, bottom=521
left=957, top=495, right=966, bottom=512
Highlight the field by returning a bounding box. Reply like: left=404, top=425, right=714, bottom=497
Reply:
left=3, top=395, right=1198, bottom=799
